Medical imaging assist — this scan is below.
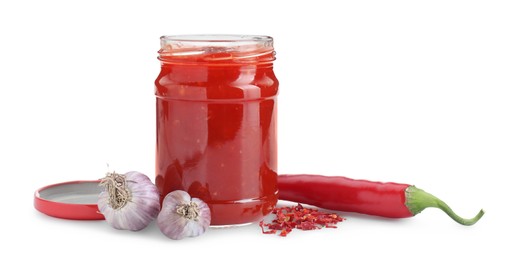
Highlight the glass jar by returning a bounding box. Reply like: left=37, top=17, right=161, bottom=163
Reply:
left=155, top=35, right=278, bottom=226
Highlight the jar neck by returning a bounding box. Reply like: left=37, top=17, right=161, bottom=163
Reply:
left=158, top=35, right=276, bottom=67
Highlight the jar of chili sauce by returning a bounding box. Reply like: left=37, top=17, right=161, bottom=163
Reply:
left=155, top=35, right=278, bottom=226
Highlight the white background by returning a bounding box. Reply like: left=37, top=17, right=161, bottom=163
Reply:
left=1, top=0, right=504, bottom=259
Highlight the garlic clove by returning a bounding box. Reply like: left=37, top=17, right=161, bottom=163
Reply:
left=98, top=171, right=160, bottom=231
left=157, top=190, right=211, bottom=240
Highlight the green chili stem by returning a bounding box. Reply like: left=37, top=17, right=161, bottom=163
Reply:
left=405, top=186, right=484, bottom=226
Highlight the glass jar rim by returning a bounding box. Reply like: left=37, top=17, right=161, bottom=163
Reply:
left=159, top=34, right=275, bottom=65
left=160, top=34, right=273, bottom=45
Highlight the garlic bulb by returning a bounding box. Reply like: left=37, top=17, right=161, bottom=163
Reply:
left=157, top=190, right=211, bottom=240
left=98, top=171, right=160, bottom=231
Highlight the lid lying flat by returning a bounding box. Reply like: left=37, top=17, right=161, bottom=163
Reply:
left=34, top=180, right=104, bottom=220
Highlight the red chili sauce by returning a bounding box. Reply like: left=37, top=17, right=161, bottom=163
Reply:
left=155, top=35, right=278, bottom=225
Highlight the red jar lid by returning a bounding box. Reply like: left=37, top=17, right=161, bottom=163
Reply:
left=34, top=180, right=105, bottom=220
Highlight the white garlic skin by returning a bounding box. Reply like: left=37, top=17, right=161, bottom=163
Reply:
left=98, top=171, right=160, bottom=231
left=157, top=190, right=211, bottom=240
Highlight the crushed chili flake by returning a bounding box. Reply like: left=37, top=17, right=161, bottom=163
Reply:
left=259, top=203, right=344, bottom=236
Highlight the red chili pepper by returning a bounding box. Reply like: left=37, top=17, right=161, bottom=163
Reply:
left=278, top=174, right=484, bottom=225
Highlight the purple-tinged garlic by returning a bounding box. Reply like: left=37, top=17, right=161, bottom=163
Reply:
left=98, top=171, right=160, bottom=231
left=157, top=190, right=211, bottom=240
